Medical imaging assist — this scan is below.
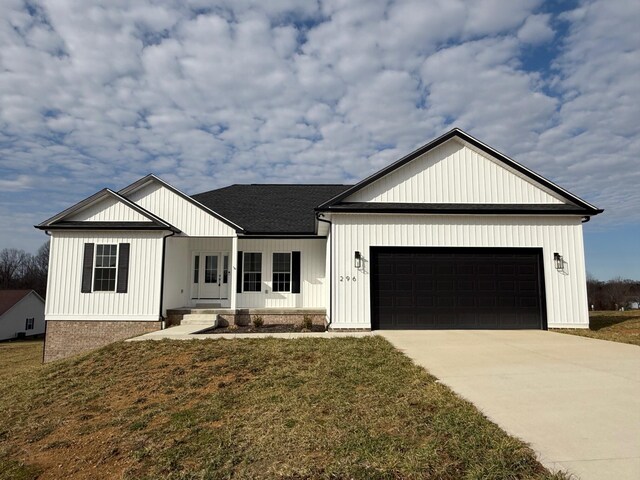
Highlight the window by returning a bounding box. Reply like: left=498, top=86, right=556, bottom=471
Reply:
left=272, top=253, right=291, bottom=292
left=193, top=255, right=199, bottom=283
left=25, top=318, right=34, bottom=330
left=243, top=253, right=262, bottom=292
left=94, top=244, right=118, bottom=291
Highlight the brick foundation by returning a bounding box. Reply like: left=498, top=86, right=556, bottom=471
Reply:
left=44, top=320, right=162, bottom=362
left=216, top=313, right=326, bottom=328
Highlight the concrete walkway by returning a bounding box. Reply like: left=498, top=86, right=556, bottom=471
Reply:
left=378, top=330, right=640, bottom=480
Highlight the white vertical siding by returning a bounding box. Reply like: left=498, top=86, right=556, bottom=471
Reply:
left=162, top=236, right=190, bottom=313
left=236, top=238, right=327, bottom=309
left=46, top=231, right=165, bottom=320
left=126, top=182, right=237, bottom=236
left=348, top=139, right=567, bottom=204
left=330, top=214, right=588, bottom=328
left=68, top=196, right=148, bottom=222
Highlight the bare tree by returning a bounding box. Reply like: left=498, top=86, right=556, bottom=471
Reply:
left=0, top=248, right=28, bottom=289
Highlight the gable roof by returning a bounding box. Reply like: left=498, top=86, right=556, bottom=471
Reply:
left=192, top=184, right=352, bottom=234
left=317, top=128, right=603, bottom=216
left=0, top=290, right=42, bottom=317
left=36, top=188, right=180, bottom=232
left=119, top=174, right=244, bottom=232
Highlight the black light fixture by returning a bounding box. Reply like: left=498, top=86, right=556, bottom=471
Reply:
left=354, top=251, right=362, bottom=269
left=553, top=252, right=564, bottom=271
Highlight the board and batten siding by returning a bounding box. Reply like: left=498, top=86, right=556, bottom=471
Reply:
left=330, top=214, right=588, bottom=329
left=67, top=196, right=149, bottom=222
left=347, top=139, right=567, bottom=205
left=46, top=231, right=165, bottom=321
left=126, top=181, right=236, bottom=237
left=237, top=238, right=326, bottom=309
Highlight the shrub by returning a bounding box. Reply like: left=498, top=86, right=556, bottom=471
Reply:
left=301, top=315, right=313, bottom=330
left=228, top=324, right=238, bottom=331
left=252, top=316, right=264, bottom=328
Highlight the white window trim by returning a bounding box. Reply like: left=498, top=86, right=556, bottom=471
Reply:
left=272, top=252, right=292, bottom=293
left=93, top=243, right=119, bottom=292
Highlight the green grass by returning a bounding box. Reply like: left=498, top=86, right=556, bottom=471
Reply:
left=0, top=338, right=568, bottom=479
left=555, top=310, right=640, bottom=346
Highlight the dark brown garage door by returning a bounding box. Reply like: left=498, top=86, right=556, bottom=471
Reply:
left=371, top=247, right=546, bottom=329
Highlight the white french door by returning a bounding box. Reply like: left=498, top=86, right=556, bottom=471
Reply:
left=192, top=252, right=229, bottom=300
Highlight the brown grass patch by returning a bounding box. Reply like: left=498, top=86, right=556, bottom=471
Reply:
left=0, top=338, right=568, bottom=479
left=555, top=310, right=640, bottom=346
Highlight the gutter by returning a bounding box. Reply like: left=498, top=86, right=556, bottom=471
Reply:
left=315, top=213, right=333, bottom=330
left=158, top=231, right=176, bottom=329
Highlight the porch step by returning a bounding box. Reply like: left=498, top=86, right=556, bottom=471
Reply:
left=181, top=314, right=219, bottom=327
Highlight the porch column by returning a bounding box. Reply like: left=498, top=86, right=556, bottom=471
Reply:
left=230, top=236, right=238, bottom=310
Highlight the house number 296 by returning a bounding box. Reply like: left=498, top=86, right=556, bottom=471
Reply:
left=339, top=275, right=356, bottom=282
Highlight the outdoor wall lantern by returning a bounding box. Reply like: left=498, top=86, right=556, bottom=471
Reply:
left=553, top=252, right=564, bottom=271
left=354, top=251, right=362, bottom=269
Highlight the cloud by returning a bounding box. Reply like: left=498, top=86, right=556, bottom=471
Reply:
left=0, top=0, right=638, bottom=253
left=517, top=14, right=554, bottom=44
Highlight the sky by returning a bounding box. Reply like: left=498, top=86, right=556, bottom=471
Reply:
left=0, top=0, right=638, bottom=281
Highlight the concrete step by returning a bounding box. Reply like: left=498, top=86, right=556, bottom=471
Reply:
left=181, top=314, right=219, bottom=326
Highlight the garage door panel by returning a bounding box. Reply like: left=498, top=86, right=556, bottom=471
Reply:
left=372, top=247, right=544, bottom=330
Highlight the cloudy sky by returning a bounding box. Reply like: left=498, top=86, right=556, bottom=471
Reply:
left=0, top=0, right=638, bottom=280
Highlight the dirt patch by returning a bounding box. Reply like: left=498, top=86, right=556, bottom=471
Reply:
left=197, top=323, right=326, bottom=334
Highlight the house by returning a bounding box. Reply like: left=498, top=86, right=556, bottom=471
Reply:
left=37, top=128, right=603, bottom=361
left=0, top=290, right=45, bottom=341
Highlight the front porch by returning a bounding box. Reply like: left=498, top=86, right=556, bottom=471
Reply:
left=161, top=235, right=328, bottom=316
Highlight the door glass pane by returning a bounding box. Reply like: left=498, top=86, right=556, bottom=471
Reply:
left=193, top=255, right=199, bottom=283
left=223, top=255, right=228, bottom=284
left=205, top=256, right=218, bottom=284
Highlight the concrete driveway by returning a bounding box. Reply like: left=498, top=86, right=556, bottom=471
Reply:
left=377, top=330, right=640, bottom=480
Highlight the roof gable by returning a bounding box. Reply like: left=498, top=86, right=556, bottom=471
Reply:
left=346, top=139, right=567, bottom=205
left=318, top=128, right=602, bottom=215
left=37, top=189, right=178, bottom=232
left=0, top=290, right=42, bottom=317
left=120, top=175, right=241, bottom=236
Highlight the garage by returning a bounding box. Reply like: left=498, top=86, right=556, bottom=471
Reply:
left=371, top=247, right=546, bottom=330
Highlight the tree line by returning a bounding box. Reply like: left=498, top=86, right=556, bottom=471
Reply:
left=0, top=242, right=49, bottom=298
left=587, top=275, right=640, bottom=311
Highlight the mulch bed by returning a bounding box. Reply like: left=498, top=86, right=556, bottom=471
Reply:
left=196, top=324, right=327, bottom=334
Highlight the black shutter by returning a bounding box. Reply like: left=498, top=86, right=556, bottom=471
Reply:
left=292, top=251, right=301, bottom=294
left=81, top=243, right=94, bottom=293
left=236, top=251, right=243, bottom=293
left=116, top=243, right=130, bottom=293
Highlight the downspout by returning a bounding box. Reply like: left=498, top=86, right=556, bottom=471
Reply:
left=158, top=231, right=176, bottom=329
left=316, top=212, right=333, bottom=330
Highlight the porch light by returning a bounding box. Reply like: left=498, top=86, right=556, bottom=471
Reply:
left=354, top=251, right=362, bottom=269
left=553, top=252, right=564, bottom=271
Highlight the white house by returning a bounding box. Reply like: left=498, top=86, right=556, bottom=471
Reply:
left=0, top=290, right=45, bottom=341
left=37, top=129, right=602, bottom=361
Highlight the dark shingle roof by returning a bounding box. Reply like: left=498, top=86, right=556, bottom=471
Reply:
left=191, top=185, right=352, bottom=234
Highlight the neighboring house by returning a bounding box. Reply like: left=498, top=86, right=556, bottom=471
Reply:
left=0, top=290, right=45, bottom=341
left=37, top=129, right=603, bottom=361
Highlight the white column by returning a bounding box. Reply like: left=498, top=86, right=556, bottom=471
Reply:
left=230, top=236, right=238, bottom=310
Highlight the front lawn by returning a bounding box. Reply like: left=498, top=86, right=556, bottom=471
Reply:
left=0, top=337, right=566, bottom=479
left=0, top=340, right=43, bottom=384
left=555, top=310, right=640, bottom=346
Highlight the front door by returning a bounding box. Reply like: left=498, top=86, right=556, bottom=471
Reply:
left=192, top=252, right=229, bottom=300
